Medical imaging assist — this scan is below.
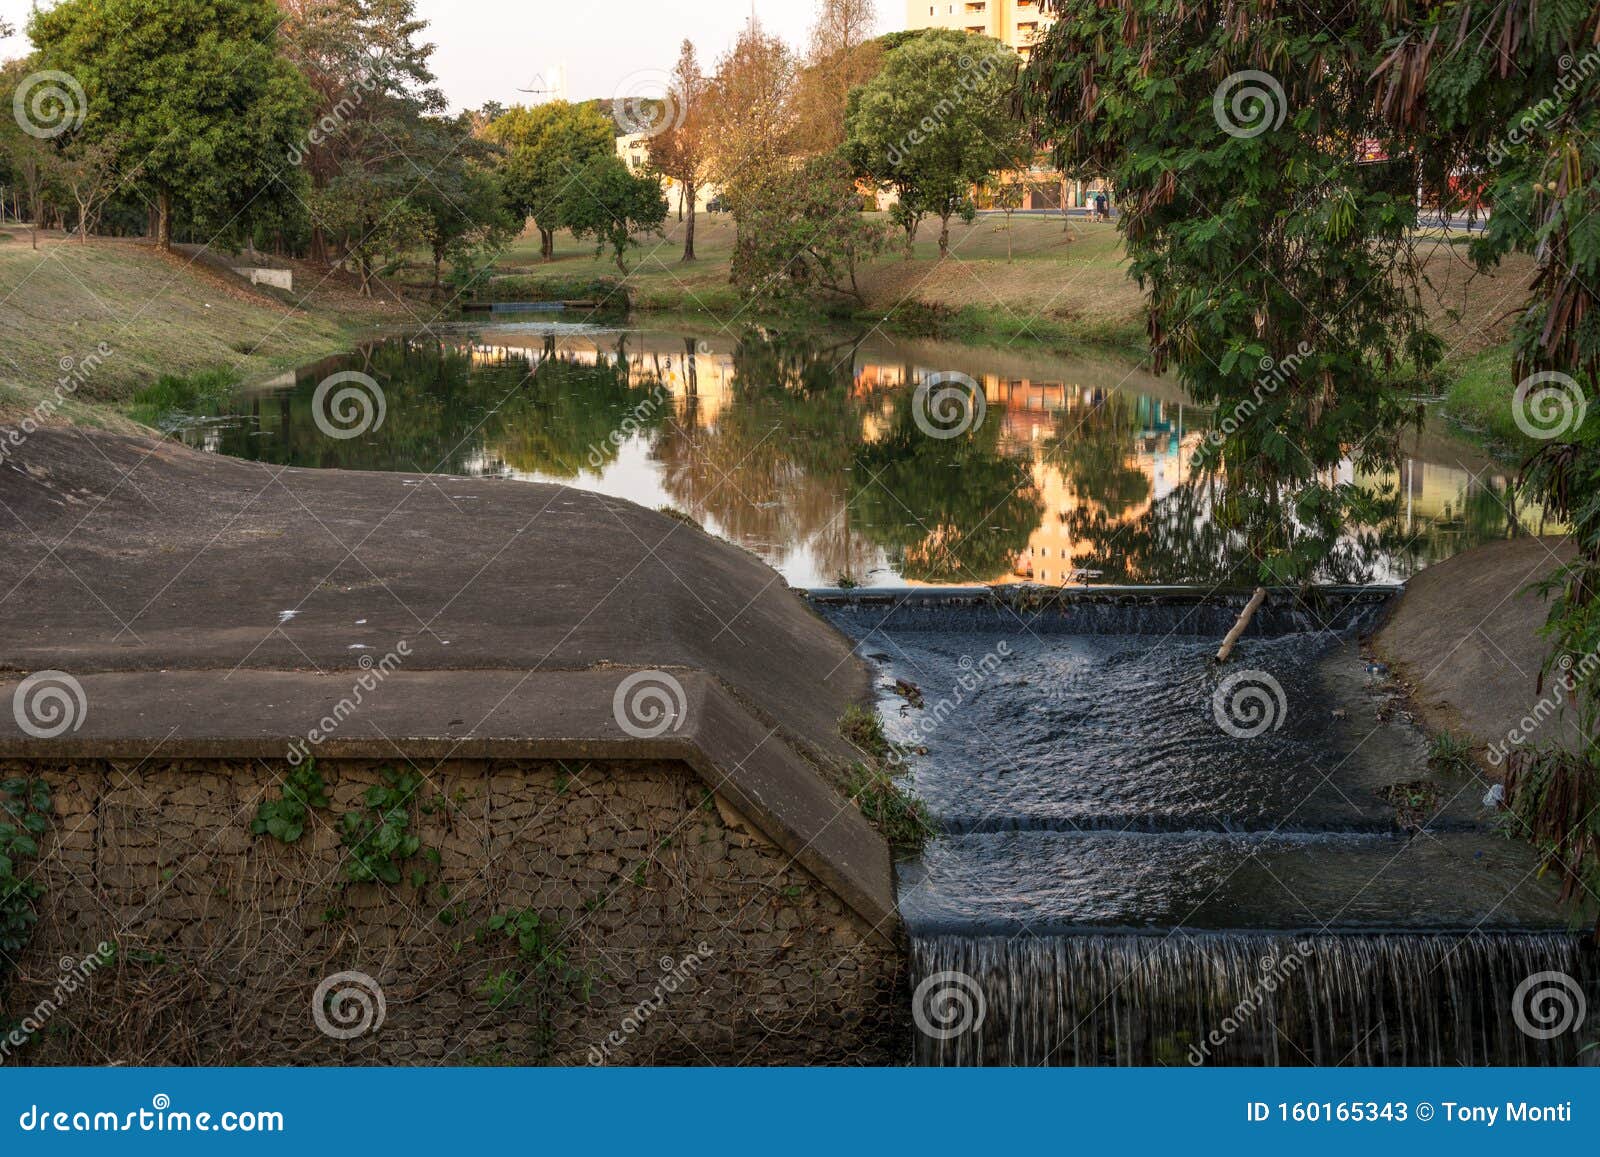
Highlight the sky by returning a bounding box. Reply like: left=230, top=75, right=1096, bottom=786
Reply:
left=0, top=1, right=896, bottom=113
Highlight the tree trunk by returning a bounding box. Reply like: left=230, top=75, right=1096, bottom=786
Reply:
left=540, top=226, right=555, bottom=261
left=682, top=181, right=697, bottom=262
left=938, top=212, right=951, bottom=258
left=157, top=187, right=173, bottom=250
left=431, top=242, right=444, bottom=299
left=903, top=218, right=918, bottom=260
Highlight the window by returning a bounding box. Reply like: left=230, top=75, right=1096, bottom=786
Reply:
left=965, top=1, right=987, bottom=10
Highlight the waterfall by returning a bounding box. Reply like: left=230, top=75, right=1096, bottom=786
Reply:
left=911, top=932, right=1598, bottom=1066
left=812, top=586, right=1396, bottom=638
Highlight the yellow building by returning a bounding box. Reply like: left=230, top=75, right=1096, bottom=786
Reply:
left=904, top=0, right=1055, bottom=59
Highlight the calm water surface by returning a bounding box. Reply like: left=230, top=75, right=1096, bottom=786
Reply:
left=178, top=322, right=1542, bottom=589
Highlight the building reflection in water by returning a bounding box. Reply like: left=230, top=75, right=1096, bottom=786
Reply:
left=183, top=327, right=1544, bottom=589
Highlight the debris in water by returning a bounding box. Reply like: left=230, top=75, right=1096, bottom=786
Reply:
left=1483, top=782, right=1505, bottom=809
left=1379, top=779, right=1440, bottom=831
left=893, top=679, right=925, bottom=709
left=276, top=610, right=297, bottom=624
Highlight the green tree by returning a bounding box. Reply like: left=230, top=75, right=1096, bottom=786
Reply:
left=409, top=114, right=516, bottom=299
left=729, top=153, right=888, bottom=302
left=0, top=63, right=51, bottom=250
left=274, top=0, right=444, bottom=264
left=1023, top=1, right=1439, bottom=585
left=559, top=155, right=668, bottom=274
left=845, top=29, right=1022, bottom=257
left=28, top=0, right=312, bottom=250
left=1369, top=0, right=1600, bottom=934
left=487, top=101, right=616, bottom=260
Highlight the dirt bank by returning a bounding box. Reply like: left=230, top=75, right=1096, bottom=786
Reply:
left=1374, top=536, right=1580, bottom=761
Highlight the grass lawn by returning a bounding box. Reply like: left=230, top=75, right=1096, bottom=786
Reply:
left=491, top=213, right=1535, bottom=368
left=491, top=211, right=1150, bottom=350
left=0, top=229, right=396, bottom=427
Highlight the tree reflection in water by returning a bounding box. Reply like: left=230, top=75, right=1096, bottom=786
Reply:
left=176, top=326, right=1534, bottom=588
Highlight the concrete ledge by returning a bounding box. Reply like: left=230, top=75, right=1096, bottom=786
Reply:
left=0, top=668, right=900, bottom=946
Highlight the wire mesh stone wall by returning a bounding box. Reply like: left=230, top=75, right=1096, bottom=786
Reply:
left=1, top=757, right=906, bottom=1066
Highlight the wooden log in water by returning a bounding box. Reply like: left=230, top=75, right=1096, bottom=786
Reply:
left=1216, top=586, right=1268, bottom=662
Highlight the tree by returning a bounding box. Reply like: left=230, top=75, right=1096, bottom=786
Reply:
left=487, top=101, right=615, bottom=260
left=1365, top=1, right=1599, bottom=934
left=560, top=156, right=667, bottom=274
left=703, top=19, right=797, bottom=269
left=729, top=153, right=887, bottom=302
left=0, top=64, right=50, bottom=250
left=845, top=30, right=1021, bottom=257
left=984, top=174, right=1027, bottom=263
left=48, top=131, right=124, bottom=242
left=29, top=0, right=312, bottom=250
left=274, top=0, right=444, bottom=264
left=646, top=40, right=710, bottom=262
left=1022, top=2, right=1440, bottom=586
left=791, top=0, right=884, bottom=155
left=409, top=115, right=515, bottom=299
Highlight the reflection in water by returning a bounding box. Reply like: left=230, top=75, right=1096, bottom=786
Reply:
left=176, top=324, right=1547, bottom=589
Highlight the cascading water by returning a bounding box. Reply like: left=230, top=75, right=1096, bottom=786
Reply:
left=912, top=933, right=1596, bottom=1066
left=820, top=591, right=1599, bottom=1067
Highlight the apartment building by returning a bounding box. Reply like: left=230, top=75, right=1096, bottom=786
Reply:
left=904, top=0, right=1055, bottom=59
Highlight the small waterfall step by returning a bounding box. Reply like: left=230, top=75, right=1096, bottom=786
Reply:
left=815, top=590, right=1591, bottom=1066
left=899, top=829, right=1566, bottom=934
left=912, top=932, right=1598, bottom=1066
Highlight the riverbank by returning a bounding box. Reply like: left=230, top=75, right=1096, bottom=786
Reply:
left=0, top=229, right=399, bottom=431
left=1373, top=535, right=1580, bottom=770
left=492, top=213, right=1540, bottom=416
left=2, top=218, right=1542, bottom=453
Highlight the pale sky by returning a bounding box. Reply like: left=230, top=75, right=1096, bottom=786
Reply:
left=0, top=1, right=895, bottom=113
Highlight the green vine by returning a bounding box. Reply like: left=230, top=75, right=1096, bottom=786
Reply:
left=476, top=908, right=592, bottom=1057
left=1, top=778, right=51, bottom=974
left=250, top=759, right=329, bottom=844
left=341, top=768, right=432, bottom=887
